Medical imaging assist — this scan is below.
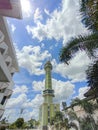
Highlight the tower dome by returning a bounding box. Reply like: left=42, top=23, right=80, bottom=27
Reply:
left=44, top=61, right=52, bottom=70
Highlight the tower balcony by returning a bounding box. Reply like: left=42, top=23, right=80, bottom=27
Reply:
left=43, top=89, right=54, bottom=97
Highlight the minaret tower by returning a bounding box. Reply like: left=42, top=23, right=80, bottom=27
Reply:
left=43, top=61, right=54, bottom=103
left=40, top=61, right=60, bottom=130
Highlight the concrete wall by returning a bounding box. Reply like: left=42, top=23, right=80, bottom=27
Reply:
left=0, top=16, right=19, bottom=118
left=41, top=103, right=60, bottom=127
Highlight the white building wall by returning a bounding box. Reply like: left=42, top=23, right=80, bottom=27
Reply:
left=0, top=1, right=22, bottom=118
left=0, top=81, right=14, bottom=117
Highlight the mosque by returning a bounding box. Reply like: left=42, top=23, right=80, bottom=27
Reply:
left=39, top=61, right=60, bottom=130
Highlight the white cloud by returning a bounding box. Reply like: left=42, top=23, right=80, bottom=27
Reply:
left=44, top=9, right=51, bottom=17
left=26, top=23, right=48, bottom=42
left=4, top=90, right=43, bottom=122
left=7, top=21, right=16, bottom=33
left=26, top=0, right=88, bottom=44
left=32, top=78, right=75, bottom=103
left=34, top=8, right=43, bottom=22
left=5, top=93, right=28, bottom=110
left=52, top=51, right=91, bottom=82
left=78, top=86, right=90, bottom=99
left=3, top=78, right=74, bottom=122
left=53, top=79, right=75, bottom=102
left=41, top=43, right=45, bottom=48
left=13, top=85, right=28, bottom=94
left=49, top=45, right=53, bottom=50
left=16, top=45, right=51, bottom=75
left=11, top=24, right=16, bottom=32
left=33, top=80, right=44, bottom=91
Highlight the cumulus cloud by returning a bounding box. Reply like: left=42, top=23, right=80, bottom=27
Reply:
left=15, top=44, right=90, bottom=82
left=34, top=8, right=43, bottom=22
left=7, top=20, right=16, bottom=33
left=3, top=78, right=74, bottom=122
left=11, top=24, right=16, bottom=32
left=53, top=79, right=75, bottom=102
left=32, top=78, right=75, bottom=103
left=6, top=93, right=28, bottom=109
left=4, top=91, right=43, bottom=122
left=26, top=0, right=88, bottom=44
left=52, top=51, right=91, bottom=82
left=16, top=45, right=51, bottom=75
left=78, top=86, right=90, bottom=99
left=33, top=80, right=44, bottom=91
left=13, top=85, right=28, bottom=94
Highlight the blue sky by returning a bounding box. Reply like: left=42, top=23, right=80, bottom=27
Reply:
left=3, top=0, right=91, bottom=122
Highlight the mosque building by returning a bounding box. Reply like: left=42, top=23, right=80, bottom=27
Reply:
left=39, top=61, right=60, bottom=129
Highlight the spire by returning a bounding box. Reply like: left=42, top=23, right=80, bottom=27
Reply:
left=43, top=61, right=54, bottom=103
left=44, top=61, right=52, bottom=90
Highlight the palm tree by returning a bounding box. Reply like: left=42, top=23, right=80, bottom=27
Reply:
left=67, top=109, right=97, bottom=130
left=59, top=33, right=98, bottom=63
left=69, top=122, right=78, bottom=130
left=53, top=111, right=74, bottom=130
left=67, top=110, right=80, bottom=130
left=86, top=60, right=98, bottom=89
left=80, top=0, right=98, bottom=32
left=67, top=110, right=78, bottom=121
left=71, top=98, right=94, bottom=114
left=59, top=118, right=69, bottom=130
left=52, top=111, right=64, bottom=130
left=80, top=115, right=97, bottom=130
left=59, top=0, right=98, bottom=97
left=70, top=98, right=97, bottom=130
left=53, top=111, right=64, bottom=122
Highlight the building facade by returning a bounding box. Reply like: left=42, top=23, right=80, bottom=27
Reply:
left=40, top=61, right=60, bottom=129
left=65, top=99, right=98, bottom=129
left=0, top=0, right=22, bottom=118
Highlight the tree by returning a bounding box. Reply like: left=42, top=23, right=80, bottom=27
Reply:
left=80, top=0, right=98, bottom=32
left=80, top=116, right=97, bottom=130
left=15, top=118, right=24, bottom=128
left=54, top=111, right=64, bottom=122
left=69, top=122, right=78, bottom=130
left=68, top=110, right=78, bottom=121
left=67, top=109, right=96, bottom=130
left=52, top=111, right=78, bottom=130
left=86, top=60, right=98, bottom=88
left=35, top=120, right=40, bottom=127
left=27, top=119, right=40, bottom=128
left=70, top=98, right=97, bottom=130
left=64, top=110, right=79, bottom=130
left=59, top=0, right=98, bottom=96
left=0, top=125, right=6, bottom=130
left=52, top=111, right=68, bottom=130
left=9, top=123, right=16, bottom=129
left=60, top=33, right=98, bottom=63
left=71, top=98, right=94, bottom=114
left=28, top=119, right=35, bottom=128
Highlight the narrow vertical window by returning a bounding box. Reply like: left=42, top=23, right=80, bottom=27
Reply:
left=1, top=96, right=7, bottom=105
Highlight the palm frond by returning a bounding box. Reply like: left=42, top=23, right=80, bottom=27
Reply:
left=70, top=98, right=94, bottom=114
left=86, top=60, right=98, bottom=89
left=80, top=0, right=98, bottom=32
left=59, top=33, right=98, bottom=64
left=68, top=110, right=78, bottom=121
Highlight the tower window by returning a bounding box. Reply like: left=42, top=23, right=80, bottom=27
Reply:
left=55, top=106, right=57, bottom=111
left=48, top=110, right=50, bottom=116
left=1, top=96, right=7, bottom=105
left=48, top=106, right=50, bottom=110
left=48, top=118, right=50, bottom=123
